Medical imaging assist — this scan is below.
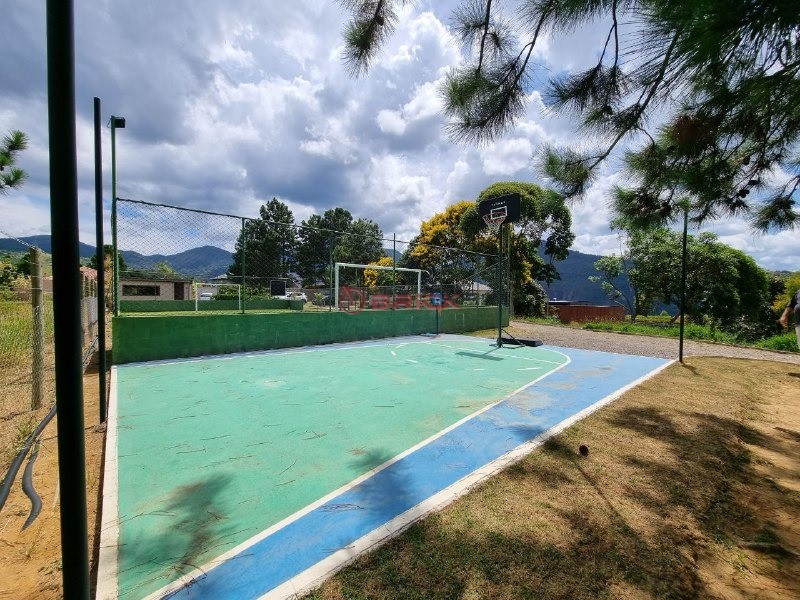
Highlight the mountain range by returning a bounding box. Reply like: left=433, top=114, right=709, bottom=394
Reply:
left=1, top=235, right=617, bottom=302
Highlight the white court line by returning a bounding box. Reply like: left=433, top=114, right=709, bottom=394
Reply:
left=95, top=368, right=120, bottom=600
left=263, top=358, right=676, bottom=600
left=140, top=348, right=572, bottom=600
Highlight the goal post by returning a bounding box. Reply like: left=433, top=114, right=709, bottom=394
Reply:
left=334, top=262, right=427, bottom=310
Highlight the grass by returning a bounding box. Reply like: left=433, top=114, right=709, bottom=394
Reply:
left=305, top=357, right=800, bottom=599
left=522, top=315, right=799, bottom=352
left=0, top=297, right=56, bottom=473
left=0, top=298, right=55, bottom=364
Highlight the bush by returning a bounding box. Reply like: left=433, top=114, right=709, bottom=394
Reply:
left=755, top=333, right=799, bottom=353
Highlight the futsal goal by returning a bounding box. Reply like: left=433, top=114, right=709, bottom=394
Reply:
left=334, top=262, right=427, bottom=310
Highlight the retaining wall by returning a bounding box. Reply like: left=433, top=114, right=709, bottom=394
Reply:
left=112, top=307, right=507, bottom=364
left=119, top=298, right=302, bottom=312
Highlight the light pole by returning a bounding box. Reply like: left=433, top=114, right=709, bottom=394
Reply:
left=110, top=115, right=125, bottom=316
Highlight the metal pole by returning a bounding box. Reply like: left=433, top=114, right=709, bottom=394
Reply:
left=679, top=206, right=688, bottom=363
left=31, top=247, right=44, bottom=410
left=392, top=233, right=396, bottom=310
left=334, top=262, right=340, bottom=310
left=241, top=218, right=246, bottom=313
left=93, top=97, right=107, bottom=422
left=497, top=224, right=503, bottom=347
left=46, top=1, right=90, bottom=596
left=417, top=270, right=421, bottom=308
left=111, top=121, right=118, bottom=317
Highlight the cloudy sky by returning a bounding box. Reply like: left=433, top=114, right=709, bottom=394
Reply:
left=1, top=1, right=796, bottom=270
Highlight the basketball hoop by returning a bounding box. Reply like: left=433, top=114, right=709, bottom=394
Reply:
left=482, top=211, right=506, bottom=233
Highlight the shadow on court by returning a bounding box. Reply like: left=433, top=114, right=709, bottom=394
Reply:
left=118, top=473, right=236, bottom=599
left=307, top=360, right=800, bottom=600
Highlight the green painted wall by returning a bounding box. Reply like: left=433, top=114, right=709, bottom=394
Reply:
left=112, top=307, right=508, bottom=364
left=119, top=299, right=302, bottom=312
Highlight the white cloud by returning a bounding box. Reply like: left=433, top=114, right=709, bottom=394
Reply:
left=481, top=138, right=534, bottom=175
left=0, top=0, right=795, bottom=275
left=376, top=109, right=406, bottom=135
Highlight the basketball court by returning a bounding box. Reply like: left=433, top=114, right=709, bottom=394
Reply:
left=97, top=334, right=671, bottom=599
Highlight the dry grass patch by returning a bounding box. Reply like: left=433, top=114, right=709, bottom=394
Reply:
left=307, top=358, right=800, bottom=599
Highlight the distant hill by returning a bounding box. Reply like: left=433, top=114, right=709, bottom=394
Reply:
left=0, top=236, right=233, bottom=280
left=0, top=235, right=96, bottom=258
left=542, top=248, right=630, bottom=305
left=120, top=245, right=233, bottom=279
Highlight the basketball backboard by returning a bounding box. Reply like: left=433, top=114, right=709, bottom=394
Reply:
left=478, top=193, right=521, bottom=228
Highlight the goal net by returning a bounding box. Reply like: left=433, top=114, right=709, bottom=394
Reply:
left=334, top=262, right=429, bottom=311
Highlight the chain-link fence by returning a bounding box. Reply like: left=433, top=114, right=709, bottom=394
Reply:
left=114, top=198, right=511, bottom=316
left=1, top=245, right=99, bottom=472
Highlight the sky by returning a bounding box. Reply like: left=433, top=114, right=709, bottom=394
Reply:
left=1, top=1, right=797, bottom=271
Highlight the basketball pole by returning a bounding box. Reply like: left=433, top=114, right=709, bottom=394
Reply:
left=497, top=222, right=503, bottom=348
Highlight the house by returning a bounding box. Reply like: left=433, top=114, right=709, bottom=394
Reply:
left=118, top=274, right=194, bottom=301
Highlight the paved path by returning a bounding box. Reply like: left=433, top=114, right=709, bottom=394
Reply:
left=503, top=321, right=800, bottom=365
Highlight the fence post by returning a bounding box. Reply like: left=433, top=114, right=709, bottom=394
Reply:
left=241, top=217, right=246, bottom=313
left=31, top=247, right=45, bottom=410
left=392, top=233, right=396, bottom=310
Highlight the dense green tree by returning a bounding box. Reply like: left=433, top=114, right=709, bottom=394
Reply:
left=402, top=201, right=479, bottom=290
left=0, top=130, right=28, bottom=194
left=401, top=181, right=573, bottom=316
left=229, top=198, right=297, bottom=287
left=0, top=259, right=18, bottom=289
left=592, top=227, right=773, bottom=336
left=87, top=244, right=128, bottom=274
left=333, top=218, right=384, bottom=265
left=153, top=261, right=178, bottom=276
left=774, top=271, right=800, bottom=312
left=342, top=1, right=799, bottom=231
left=465, top=182, right=574, bottom=315
left=296, top=207, right=355, bottom=286
left=590, top=228, right=676, bottom=321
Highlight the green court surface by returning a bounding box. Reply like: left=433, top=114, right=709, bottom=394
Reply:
left=112, top=337, right=568, bottom=599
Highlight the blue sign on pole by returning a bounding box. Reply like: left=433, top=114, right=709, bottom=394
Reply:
left=431, top=292, right=443, bottom=307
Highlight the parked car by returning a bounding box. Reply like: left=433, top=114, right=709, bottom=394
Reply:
left=276, top=291, right=308, bottom=302
left=198, top=292, right=214, bottom=301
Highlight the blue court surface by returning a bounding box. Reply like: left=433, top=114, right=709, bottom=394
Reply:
left=97, top=334, right=671, bottom=599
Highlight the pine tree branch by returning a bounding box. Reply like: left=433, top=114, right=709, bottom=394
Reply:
left=476, top=0, right=494, bottom=71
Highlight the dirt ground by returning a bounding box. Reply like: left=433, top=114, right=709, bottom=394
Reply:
left=1, top=355, right=799, bottom=599
left=0, top=354, right=106, bottom=600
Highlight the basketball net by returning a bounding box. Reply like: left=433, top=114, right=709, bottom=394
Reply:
left=482, top=213, right=506, bottom=233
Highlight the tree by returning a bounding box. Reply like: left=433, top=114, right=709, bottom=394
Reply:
left=342, top=1, right=799, bottom=231
left=592, top=227, right=773, bottom=335
left=364, top=256, right=403, bottom=288
left=403, top=201, right=479, bottom=289
left=333, top=218, right=384, bottom=266
left=774, top=271, right=800, bottom=312
left=229, top=198, right=297, bottom=287
left=153, top=261, right=178, bottom=276
left=0, top=259, right=18, bottom=290
left=87, top=244, right=128, bottom=274
left=403, top=182, right=573, bottom=316
left=294, top=208, right=385, bottom=287
left=590, top=228, right=677, bottom=321
left=0, top=130, right=28, bottom=194
left=464, top=182, right=574, bottom=315
left=590, top=255, right=637, bottom=317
